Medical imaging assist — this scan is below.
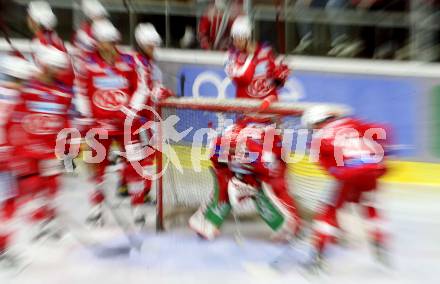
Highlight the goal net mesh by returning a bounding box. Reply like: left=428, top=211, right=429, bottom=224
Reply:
left=153, top=98, right=348, bottom=230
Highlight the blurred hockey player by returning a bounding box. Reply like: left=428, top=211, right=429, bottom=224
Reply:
left=301, top=105, right=390, bottom=268
left=72, top=0, right=108, bottom=60
left=189, top=116, right=301, bottom=241
left=127, top=23, right=174, bottom=224
left=75, top=19, right=149, bottom=226
left=198, top=0, right=242, bottom=50
left=27, top=1, right=64, bottom=52
left=0, top=56, right=37, bottom=262
left=69, top=1, right=109, bottom=173
left=27, top=1, right=74, bottom=88
left=224, top=16, right=290, bottom=110
left=189, top=16, right=299, bottom=241
left=6, top=47, right=73, bottom=241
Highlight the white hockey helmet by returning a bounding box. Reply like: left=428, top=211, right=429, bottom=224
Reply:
left=82, top=0, right=108, bottom=19
left=231, top=16, right=252, bottom=39
left=27, top=1, right=57, bottom=30
left=91, top=19, right=121, bottom=42
left=301, top=105, right=338, bottom=128
left=135, top=23, right=162, bottom=47
left=35, top=46, right=70, bottom=70
left=0, top=56, right=37, bottom=80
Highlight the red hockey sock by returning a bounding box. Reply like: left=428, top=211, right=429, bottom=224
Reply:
left=17, top=174, right=42, bottom=197
left=131, top=192, right=145, bottom=205
left=314, top=232, right=329, bottom=255
left=0, top=234, right=9, bottom=252
left=365, top=206, right=386, bottom=245
left=144, top=179, right=152, bottom=195
left=90, top=190, right=105, bottom=205
left=2, top=198, right=17, bottom=220
left=30, top=205, right=56, bottom=222
left=45, top=176, right=59, bottom=198
left=313, top=205, right=340, bottom=254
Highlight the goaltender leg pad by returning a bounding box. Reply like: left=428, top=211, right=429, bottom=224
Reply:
left=189, top=167, right=232, bottom=240
left=189, top=208, right=221, bottom=241
left=227, top=177, right=257, bottom=216
left=255, top=182, right=299, bottom=239
left=254, top=187, right=285, bottom=231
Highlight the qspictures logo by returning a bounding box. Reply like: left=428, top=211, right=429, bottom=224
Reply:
left=55, top=107, right=387, bottom=181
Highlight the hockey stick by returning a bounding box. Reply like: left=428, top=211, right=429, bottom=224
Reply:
left=231, top=207, right=245, bottom=245
left=100, top=181, right=144, bottom=253
left=67, top=153, right=144, bottom=255
left=58, top=209, right=137, bottom=258
left=269, top=235, right=310, bottom=271
left=212, top=0, right=232, bottom=50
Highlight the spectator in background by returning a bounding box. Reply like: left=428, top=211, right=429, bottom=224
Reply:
left=198, top=0, right=243, bottom=50
left=355, top=0, right=409, bottom=59
left=326, top=0, right=363, bottom=57
left=292, top=0, right=328, bottom=54
left=293, top=0, right=362, bottom=57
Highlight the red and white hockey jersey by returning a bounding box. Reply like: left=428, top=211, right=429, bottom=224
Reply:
left=225, top=43, right=289, bottom=101
left=211, top=116, right=284, bottom=178
left=75, top=50, right=139, bottom=135
left=130, top=53, right=173, bottom=114
left=7, top=79, right=73, bottom=160
left=72, top=21, right=96, bottom=60
left=0, top=83, right=21, bottom=170
left=134, top=53, right=163, bottom=94
left=32, top=30, right=67, bottom=53
left=198, top=3, right=242, bottom=50
left=31, top=30, right=75, bottom=88
left=312, top=117, right=388, bottom=180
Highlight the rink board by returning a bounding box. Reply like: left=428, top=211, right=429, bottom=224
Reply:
left=169, top=145, right=440, bottom=187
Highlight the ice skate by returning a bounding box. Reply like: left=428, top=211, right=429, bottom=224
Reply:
left=86, top=204, right=105, bottom=227
left=0, top=248, right=21, bottom=269
left=33, top=217, right=63, bottom=241
left=372, top=240, right=392, bottom=268
left=132, top=205, right=146, bottom=228
left=301, top=250, right=327, bottom=275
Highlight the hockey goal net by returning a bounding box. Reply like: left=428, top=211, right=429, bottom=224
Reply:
left=153, top=97, right=351, bottom=231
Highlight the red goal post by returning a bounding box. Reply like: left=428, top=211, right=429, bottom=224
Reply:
left=154, top=97, right=352, bottom=231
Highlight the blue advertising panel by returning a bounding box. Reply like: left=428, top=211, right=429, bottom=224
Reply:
left=177, top=65, right=419, bottom=157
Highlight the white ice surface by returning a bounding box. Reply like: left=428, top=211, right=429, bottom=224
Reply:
left=1, top=166, right=440, bottom=284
